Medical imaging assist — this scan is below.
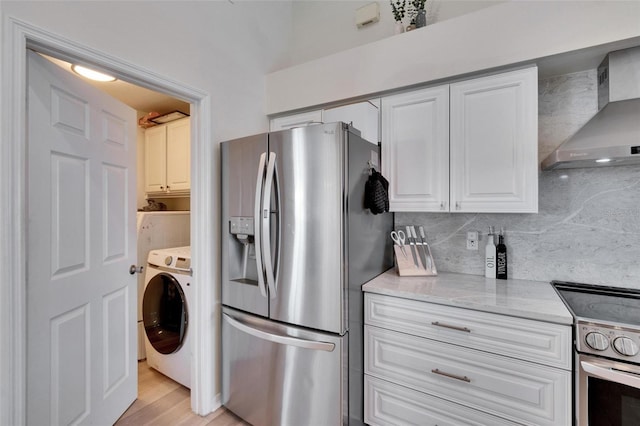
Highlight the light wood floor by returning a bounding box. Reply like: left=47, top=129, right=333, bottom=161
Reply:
left=115, top=361, right=249, bottom=426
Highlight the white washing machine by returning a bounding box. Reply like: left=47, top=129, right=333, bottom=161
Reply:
left=136, top=211, right=190, bottom=360
left=143, top=246, right=192, bottom=388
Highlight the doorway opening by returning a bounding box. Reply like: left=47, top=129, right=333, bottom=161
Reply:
left=2, top=17, right=217, bottom=425
left=32, top=48, right=194, bottom=421
left=40, top=51, right=194, bottom=378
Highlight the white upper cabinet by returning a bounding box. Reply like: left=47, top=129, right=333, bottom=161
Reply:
left=270, top=101, right=380, bottom=144
left=269, top=110, right=322, bottom=131
left=450, top=67, right=538, bottom=213
left=144, top=125, right=167, bottom=193
left=382, top=66, right=538, bottom=213
left=322, top=100, right=379, bottom=144
left=165, top=118, right=191, bottom=192
left=144, top=117, right=190, bottom=195
left=382, top=86, right=450, bottom=211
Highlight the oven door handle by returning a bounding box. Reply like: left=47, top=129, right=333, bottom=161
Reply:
left=581, top=360, right=640, bottom=389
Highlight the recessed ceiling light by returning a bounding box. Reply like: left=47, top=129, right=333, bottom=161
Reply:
left=595, top=158, right=612, bottom=163
left=71, top=64, right=116, bottom=82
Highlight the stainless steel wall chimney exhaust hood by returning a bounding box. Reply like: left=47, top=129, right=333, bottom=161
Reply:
left=541, top=47, right=640, bottom=170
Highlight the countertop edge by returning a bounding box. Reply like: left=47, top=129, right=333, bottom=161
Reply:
left=362, top=270, right=574, bottom=326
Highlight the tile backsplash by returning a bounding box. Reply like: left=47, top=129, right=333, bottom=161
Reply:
left=394, top=70, right=640, bottom=289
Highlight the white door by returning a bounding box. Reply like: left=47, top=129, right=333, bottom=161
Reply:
left=26, top=50, right=137, bottom=425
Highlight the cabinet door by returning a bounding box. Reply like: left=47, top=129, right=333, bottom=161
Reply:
left=144, top=125, right=167, bottom=193
left=166, top=118, right=190, bottom=192
left=323, top=100, right=379, bottom=144
left=450, top=67, right=538, bottom=213
left=269, top=110, right=322, bottom=131
left=382, top=86, right=449, bottom=212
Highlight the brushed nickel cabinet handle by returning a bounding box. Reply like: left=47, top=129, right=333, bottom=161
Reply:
left=431, top=368, right=471, bottom=383
left=431, top=321, right=471, bottom=333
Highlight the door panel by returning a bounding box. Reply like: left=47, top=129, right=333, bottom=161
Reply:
left=103, top=164, right=128, bottom=262
left=221, top=134, right=269, bottom=317
left=27, top=51, right=137, bottom=426
left=222, top=307, right=346, bottom=426
left=268, top=123, right=345, bottom=333
left=103, top=287, right=129, bottom=396
left=50, top=305, right=90, bottom=426
left=50, top=153, right=89, bottom=276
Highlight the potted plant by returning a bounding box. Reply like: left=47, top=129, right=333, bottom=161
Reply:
left=390, top=0, right=406, bottom=34
left=412, top=0, right=427, bottom=28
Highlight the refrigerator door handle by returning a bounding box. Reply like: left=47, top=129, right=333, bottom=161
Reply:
left=262, top=152, right=277, bottom=299
left=223, top=313, right=335, bottom=352
left=254, top=152, right=268, bottom=297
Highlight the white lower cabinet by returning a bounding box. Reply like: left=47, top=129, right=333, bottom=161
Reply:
left=364, top=293, right=571, bottom=426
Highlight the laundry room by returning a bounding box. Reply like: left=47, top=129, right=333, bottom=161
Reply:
left=40, top=52, right=194, bottom=398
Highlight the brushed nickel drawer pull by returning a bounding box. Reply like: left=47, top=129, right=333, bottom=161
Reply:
left=431, top=368, right=471, bottom=383
left=431, top=321, right=471, bottom=333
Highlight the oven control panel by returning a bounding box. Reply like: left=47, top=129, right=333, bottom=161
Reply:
left=577, top=321, right=640, bottom=363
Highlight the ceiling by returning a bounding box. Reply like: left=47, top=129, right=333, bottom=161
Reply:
left=42, top=54, right=190, bottom=116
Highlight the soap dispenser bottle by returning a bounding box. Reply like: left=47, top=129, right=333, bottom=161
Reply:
left=485, top=226, right=496, bottom=278
left=496, top=227, right=508, bottom=280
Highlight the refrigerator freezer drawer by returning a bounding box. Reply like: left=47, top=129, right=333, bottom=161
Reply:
left=222, top=307, right=347, bottom=426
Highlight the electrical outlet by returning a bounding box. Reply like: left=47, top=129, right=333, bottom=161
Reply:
left=466, top=231, right=479, bottom=250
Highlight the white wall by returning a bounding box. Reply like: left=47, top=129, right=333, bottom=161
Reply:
left=289, top=0, right=502, bottom=66
left=268, top=0, right=640, bottom=114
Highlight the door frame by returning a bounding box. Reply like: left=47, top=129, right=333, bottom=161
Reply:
left=1, top=17, right=218, bottom=424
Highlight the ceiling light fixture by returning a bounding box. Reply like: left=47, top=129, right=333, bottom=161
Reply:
left=71, top=64, right=116, bottom=82
left=595, top=158, right=612, bottom=163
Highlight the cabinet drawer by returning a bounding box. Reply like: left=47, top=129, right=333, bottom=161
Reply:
left=365, top=326, right=570, bottom=426
left=365, top=375, right=514, bottom=426
left=365, top=293, right=571, bottom=370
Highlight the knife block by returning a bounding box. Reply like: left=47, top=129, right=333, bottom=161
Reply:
left=394, top=244, right=437, bottom=276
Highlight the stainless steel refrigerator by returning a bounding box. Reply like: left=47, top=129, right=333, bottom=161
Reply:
left=221, top=122, right=393, bottom=426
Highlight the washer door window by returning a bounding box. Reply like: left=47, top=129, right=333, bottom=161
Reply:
left=143, top=272, right=188, bottom=354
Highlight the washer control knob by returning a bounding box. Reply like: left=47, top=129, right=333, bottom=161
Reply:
left=585, top=332, right=609, bottom=351
left=164, top=256, right=173, bottom=266
left=613, top=337, right=639, bottom=357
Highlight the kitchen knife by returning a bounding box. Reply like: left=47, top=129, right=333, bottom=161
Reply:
left=409, top=226, right=426, bottom=269
left=419, top=226, right=437, bottom=274
left=405, top=225, right=420, bottom=268
left=416, top=226, right=430, bottom=270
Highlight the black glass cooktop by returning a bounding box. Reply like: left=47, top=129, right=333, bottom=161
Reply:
left=552, top=281, right=640, bottom=327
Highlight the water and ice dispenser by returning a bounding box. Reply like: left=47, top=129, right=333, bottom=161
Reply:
left=228, top=217, right=259, bottom=284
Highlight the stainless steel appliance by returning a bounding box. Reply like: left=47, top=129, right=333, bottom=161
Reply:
left=221, top=122, right=393, bottom=426
left=553, top=281, right=640, bottom=425
left=542, top=47, right=640, bottom=170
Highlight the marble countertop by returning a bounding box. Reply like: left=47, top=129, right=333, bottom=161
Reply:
left=362, top=269, right=574, bottom=325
